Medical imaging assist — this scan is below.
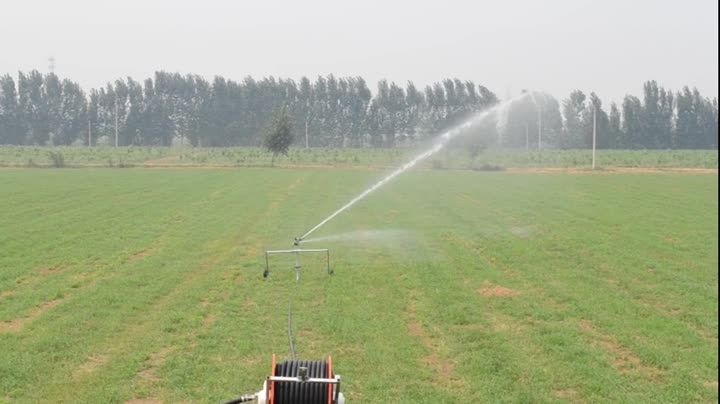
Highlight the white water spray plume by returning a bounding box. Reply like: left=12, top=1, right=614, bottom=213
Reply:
left=301, top=229, right=414, bottom=244
left=297, top=93, right=534, bottom=243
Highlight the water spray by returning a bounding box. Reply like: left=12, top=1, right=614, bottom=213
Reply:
left=293, top=94, right=529, bottom=245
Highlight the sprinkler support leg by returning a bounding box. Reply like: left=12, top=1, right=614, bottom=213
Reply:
left=263, top=251, right=270, bottom=278
left=327, top=250, right=332, bottom=275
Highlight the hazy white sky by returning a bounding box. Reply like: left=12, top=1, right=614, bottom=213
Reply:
left=1, top=0, right=717, bottom=103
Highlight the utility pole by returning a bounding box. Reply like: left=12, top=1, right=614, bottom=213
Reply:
left=592, top=105, right=597, bottom=169
left=305, top=117, right=309, bottom=149
left=88, top=119, right=91, bottom=147
left=537, top=105, right=542, bottom=151
left=525, top=123, right=529, bottom=152
left=114, top=99, right=119, bottom=147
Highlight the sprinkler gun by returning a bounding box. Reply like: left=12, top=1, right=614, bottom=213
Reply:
left=293, top=237, right=301, bottom=246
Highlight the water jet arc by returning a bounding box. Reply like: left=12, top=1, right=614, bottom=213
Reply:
left=294, top=94, right=530, bottom=244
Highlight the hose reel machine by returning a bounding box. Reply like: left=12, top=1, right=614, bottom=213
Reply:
left=224, top=240, right=346, bottom=404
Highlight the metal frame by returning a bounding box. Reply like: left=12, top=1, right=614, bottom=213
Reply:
left=263, top=248, right=332, bottom=278
left=266, top=375, right=342, bottom=404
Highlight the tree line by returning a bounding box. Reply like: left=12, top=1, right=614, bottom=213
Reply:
left=0, top=71, right=716, bottom=149
left=498, top=82, right=717, bottom=150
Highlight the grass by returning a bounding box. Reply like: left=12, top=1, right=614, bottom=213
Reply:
left=0, top=146, right=717, bottom=169
left=0, top=167, right=717, bottom=403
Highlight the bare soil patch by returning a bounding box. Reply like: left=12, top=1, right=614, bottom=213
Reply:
left=554, top=388, right=585, bottom=403
left=480, top=286, right=518, bottom=297
left=201, top=312, right=218, bottom=331
left=0, top=298, right=64, bottom=333
left=579, top=319, right=665, bottom=382
left=76, top=354, right=109, bottom=375
left=39, top=264, right=69, bottom=274
left=405, top=294, right=460, bottom=386
left=137, top=347, right=174, bottom=383
left=128, top=246, right=158, bottom=262
left=479, top=281, right=519, bottom=297
left=451, top=323, right=486, bottom=331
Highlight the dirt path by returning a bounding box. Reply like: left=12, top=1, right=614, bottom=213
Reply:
left=505, top=167, right=718, bottom=174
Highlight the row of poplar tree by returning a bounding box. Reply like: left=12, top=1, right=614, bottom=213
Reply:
left=498, top=82, right=718, bottom=150
left=0, top=71, right=716, bottom=149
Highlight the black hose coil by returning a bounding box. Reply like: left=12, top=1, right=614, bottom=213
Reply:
left=274, top=359, right=330, bottom=404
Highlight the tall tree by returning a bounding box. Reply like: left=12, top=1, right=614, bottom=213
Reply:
left=87, top=89, right=99, bottom=145
left=561, top=90, right=586, bottom=148
left=404, top=81, right=425, bottom=140
left=124, top=77, right=144, bottom=145
left=0, top=75, right=20, bottom=144
left=675, top=87, right=698, bottom=149
left=656, top=87, right=674, bottom=149
left=641, top=80, right=662, bottom=148
left=297, top=76, right=313, bottom=148
left=621, top=95, right=643, bottom=148
left=386, top=82, right=406, bottom=146
left=56, top=79, right=87, bottom=145
left=44, top=72, right=64, bottom=145
left=608, top=102, right=622, bottom=149
left=695, top=89, right=717, bottom=149
left=17, top=71, right=50, bottom=145
left=581, top=92, right=609, bottom=149
left=712, top=98, right=719, bottom=149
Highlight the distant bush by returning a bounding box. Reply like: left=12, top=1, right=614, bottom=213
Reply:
left=473, top=163, right=505, bottom=171
left=48, top=151, right=65, bottom=168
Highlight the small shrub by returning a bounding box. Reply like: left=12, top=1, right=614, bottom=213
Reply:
left=473, top=163, right=505, bottom=171
left=48, top=151, right=65, bottom=168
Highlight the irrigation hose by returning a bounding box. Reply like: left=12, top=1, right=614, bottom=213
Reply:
left=287, top=286, right=297, bottom=360
left=285, top=260, right=303, bottom=360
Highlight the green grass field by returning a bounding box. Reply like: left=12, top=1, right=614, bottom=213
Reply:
left=0, top=167, right=717, bottom=403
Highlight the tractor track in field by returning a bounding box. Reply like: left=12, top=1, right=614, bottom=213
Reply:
left=1, top=234, right=168, bottom=334
left=579, top=320, right=666, bottom=383
left=405, top=291, right=462, bottom=387
left=0, top=298, right=65, bottom=333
